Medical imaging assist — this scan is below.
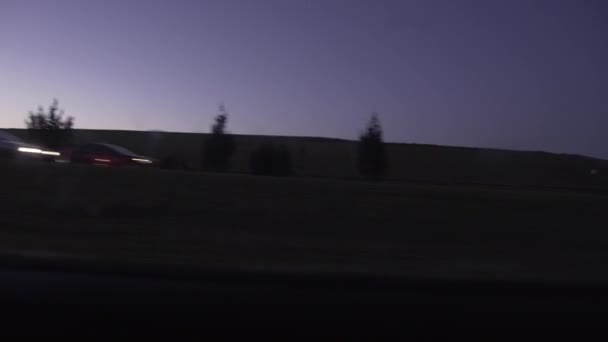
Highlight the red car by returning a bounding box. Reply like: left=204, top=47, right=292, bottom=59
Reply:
left=67, top=143, right=155, bottom=167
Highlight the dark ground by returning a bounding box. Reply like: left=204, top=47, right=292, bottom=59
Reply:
left=1, top=160, right=608, bottom=284
left=2, top=259, right=608, bottom=338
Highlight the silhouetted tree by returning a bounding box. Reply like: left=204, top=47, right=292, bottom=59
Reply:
left=357, top=113, right=387, bottom=180
left=201, top=104, right=235, bottom=171
left=250, top=144, right=292, bottom=177
left=25, top=99, right=74, bottom=149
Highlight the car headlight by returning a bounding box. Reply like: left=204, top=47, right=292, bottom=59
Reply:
left=17, top=147, right=42, bottom=154
left=17, top=147, right=60, bottom=156
left=131, top=158, right=152, bottom=164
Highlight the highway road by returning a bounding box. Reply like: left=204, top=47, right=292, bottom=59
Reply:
left=0, top=253, right=607, bottom=337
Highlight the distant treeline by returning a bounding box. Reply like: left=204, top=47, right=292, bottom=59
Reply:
left=8, top=127, right=608, bottom=189
left=12, top=101, right=608, bottom=188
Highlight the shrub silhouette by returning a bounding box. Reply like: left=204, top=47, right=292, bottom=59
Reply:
left=25, top=99, right=74, bottom=149
left=357, top=113, right=387, bottom=180
left=250, top=144, right=292, bottom=176
left=201, top=104, right=235, bottom=172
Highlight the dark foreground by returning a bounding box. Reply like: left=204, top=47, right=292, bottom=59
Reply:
left=2, top=161, right=608, bottom=284
left=1, top=254, right=608, bottom=338
left=2, top=161, right=608, bottom=337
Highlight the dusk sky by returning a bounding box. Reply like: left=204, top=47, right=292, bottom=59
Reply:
left=1, top=0, right=607, bottom=157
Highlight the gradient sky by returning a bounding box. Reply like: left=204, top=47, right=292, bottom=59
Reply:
left=1, top=0, right=607, bottom=157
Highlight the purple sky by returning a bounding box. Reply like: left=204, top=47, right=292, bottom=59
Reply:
left=1, top=0, right=607, bottom=157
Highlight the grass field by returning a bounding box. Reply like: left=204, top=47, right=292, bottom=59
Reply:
left=1, top=160, right=608, bottom=283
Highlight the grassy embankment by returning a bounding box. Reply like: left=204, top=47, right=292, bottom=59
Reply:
left=1, top=160, right=608, bottom=283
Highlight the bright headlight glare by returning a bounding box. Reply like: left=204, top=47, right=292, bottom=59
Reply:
left=132, top=158, right=152, bottom=164
left=41, top=151, right=60, bottom=156
left=18, top=147, right=42, bottom=154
